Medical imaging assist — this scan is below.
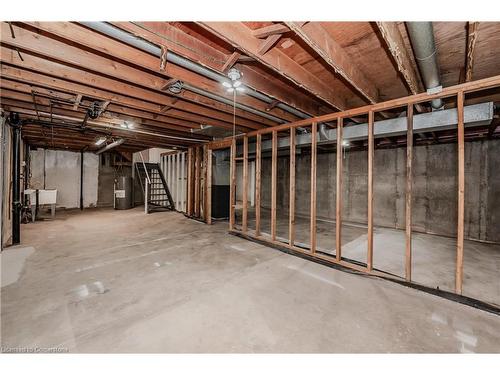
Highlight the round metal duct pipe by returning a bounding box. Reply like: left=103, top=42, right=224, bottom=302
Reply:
left=406, top=22, right=444, bottom=109
left=80, top=22, right=311, bottom=123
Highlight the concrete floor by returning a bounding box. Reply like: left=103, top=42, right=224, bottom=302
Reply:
left=2, top=207, right=500, bottom=353
left=237, top=207, right=500, bottom=306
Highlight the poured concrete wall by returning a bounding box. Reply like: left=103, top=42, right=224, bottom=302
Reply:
left=260, top=139, right=500, bottom=242
left=30, top=149, right=99, bottom=209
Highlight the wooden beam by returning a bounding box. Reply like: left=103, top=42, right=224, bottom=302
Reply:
left=286, top=22, right=379, bottom=104
left=251, top=23, right=290, bottom=39
left=271, top=130, right=278, bottom=240
left=229, top=138, right=236, bottom=230
left=258, top=34, right=282, bottom=55
left=221, top=52, right=241, bottom=73
left=310, top=122, right=317, bottom=254
left=197, top=22, right=348, bottom=110
left=367, top=111, right=374, bottom=271
left=465, top=22, right=479, bottom=82
left=336, top=118, right=343, bottom=261
left=376, top=22, right=424, bottom=95
left=405, top=104, right=414, bottom=281
left=242, top=136, right=248, bottom=232
left=289, top=128, right=296, bottom=246
left=456, top=91, right=465, bottom=294
left=255, top=134, right=262, bottom=236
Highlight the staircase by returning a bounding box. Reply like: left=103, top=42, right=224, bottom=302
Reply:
left=135, top=162, right=175, bottom=213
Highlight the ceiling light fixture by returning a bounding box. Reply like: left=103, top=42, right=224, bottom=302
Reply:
left=342, top=140, right=350, bottom=147
left=223, top=68, right=245, bottom=93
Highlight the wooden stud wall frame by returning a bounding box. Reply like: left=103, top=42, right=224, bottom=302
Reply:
left=186, top=75, right=500, bottom=296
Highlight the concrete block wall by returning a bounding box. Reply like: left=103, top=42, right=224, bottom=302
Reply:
left=259, top=139, right=500, bottom=242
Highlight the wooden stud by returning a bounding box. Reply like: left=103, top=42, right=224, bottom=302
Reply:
left=206, top=148, right=212, bottom=224
left=229, top=138, right=236, bottom=231
left=202, top=145, right=207, bottom=221
left=310, top=122, right=317, bottom=254
left=242, top=136, right=249, bottom=232
left=367, top=111, right=374, bottom=271
left=289, top=128, right=296, bottom=246
left=187, top=148, right=195, bottom=216
left=336, top=118, right=343, bottom=261
left=194, top=146, right=201, bottom=217
left=255, top=134, right=262, bottom=236
left=456, top=91, right=465, bottom=294
left=271, top=130, right=277, bottom=240
left=405, top=104, right=414, bottom=281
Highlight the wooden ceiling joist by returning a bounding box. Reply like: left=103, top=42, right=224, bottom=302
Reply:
left=2, top=23, right=279, bottom=128
left=376, top=22, right=424, bottom=95
left=23, top=21, right=293, bottom=124
left=111, top=21, right=322, bottom=117
left=197, top=22, right=348, bottom=110
left=286, top=22, right=380, bottom=104
left=0, top=82, right=208, bottom=133
left=0, top=47, right=258, bottom=132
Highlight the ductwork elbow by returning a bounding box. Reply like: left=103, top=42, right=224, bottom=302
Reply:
left=406, top=22, right=444, bottom=110
left=319, top=123, right=329, bottom=141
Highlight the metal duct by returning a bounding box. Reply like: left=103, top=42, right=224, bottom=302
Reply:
left=319, top=123, right=329, bottom=141
left=80, top=22, right=311, bottom=123
left=406, top=22, right=444, bottom=109
left=240, top=102, right=494, bottom=154
left=95, top=138, right=125, bottom=154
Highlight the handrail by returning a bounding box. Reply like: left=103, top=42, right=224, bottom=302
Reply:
left=139, top=151, right=151, bottom=184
